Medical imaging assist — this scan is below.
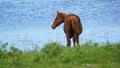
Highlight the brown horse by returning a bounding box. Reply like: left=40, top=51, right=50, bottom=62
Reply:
left=51, top=11, right=82, bottom=47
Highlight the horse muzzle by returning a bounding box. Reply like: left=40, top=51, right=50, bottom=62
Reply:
left=51, top=25, right=56, bottom=29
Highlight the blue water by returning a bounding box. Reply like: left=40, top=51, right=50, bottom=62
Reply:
left=0, top=0, right=120, bottom=50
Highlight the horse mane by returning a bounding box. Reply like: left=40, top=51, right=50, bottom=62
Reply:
left=58, top=12, right=68, bottom=19
left=59, top=12, right=68, bottom=15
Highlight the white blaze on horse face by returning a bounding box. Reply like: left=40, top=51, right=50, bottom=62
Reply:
left=52, top=20, right=57, bottom=29
left=52, top=18, right=60, bottom=29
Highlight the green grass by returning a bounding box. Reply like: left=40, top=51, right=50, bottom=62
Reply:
left=0, top=42, right=120, bottom=68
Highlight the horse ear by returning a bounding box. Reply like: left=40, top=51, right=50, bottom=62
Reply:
left=57, top=11, right=59, bottom=13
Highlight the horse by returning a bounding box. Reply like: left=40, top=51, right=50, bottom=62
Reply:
left=51, top=11, right=83, bottom=47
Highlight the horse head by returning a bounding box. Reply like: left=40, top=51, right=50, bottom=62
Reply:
left=51, top=11, right=65, bottom=29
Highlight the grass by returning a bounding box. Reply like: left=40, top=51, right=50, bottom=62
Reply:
left=0, top=41, right=120, bottom=68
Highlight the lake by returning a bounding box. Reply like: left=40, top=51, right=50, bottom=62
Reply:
left=0, top=0, right=120, bottom=50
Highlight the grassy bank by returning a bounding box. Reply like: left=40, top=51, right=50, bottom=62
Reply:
left=0, top=42, right=120, bottom=68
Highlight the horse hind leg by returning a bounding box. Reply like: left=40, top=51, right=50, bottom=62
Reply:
left=77, top=36, right=80, bottom=45
left=73, top=35, right=79, bottom=47
left=66, top=36, right=71, bottom=47
left=73, top=35, right=77, bottom=47
left=73, top=37, right=76, bottom=47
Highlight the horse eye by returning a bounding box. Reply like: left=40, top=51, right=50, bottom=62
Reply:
left=55, top=18, right=57, bottom=20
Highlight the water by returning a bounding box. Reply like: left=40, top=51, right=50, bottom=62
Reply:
left=0, top=0, right=120, bottom=50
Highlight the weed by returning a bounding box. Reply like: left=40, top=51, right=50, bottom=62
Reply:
left=0, top=42, right=120, bottom=68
